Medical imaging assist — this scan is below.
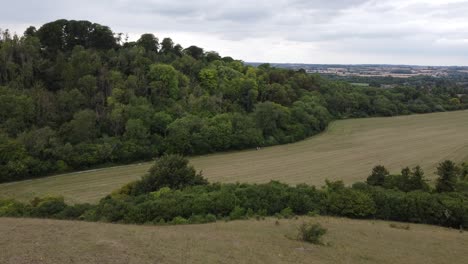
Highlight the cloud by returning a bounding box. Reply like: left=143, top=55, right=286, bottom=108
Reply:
left=1, top=0, right=468, bottom=65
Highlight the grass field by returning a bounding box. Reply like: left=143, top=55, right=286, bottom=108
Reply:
left=0, top=216, right=466, bottom=264
left=1, top=110, right=468, bottom=203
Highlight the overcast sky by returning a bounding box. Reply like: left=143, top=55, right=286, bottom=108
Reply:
left=2, top=0, right=468, bottom=65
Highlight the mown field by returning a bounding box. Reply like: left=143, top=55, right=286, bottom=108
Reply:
left=0, top=216, right=466, bottom=264
left=1, top=110, right=468, bottom=203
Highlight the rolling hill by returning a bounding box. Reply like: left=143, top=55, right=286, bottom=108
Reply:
left=1, top=110, right=467, bottom=203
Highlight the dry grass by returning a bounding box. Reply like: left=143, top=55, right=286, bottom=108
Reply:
left=1, top=110, right=468, bottom=203
left=0, top=216, right=466, bottom=264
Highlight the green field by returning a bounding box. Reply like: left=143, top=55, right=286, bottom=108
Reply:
left=0, top=216, right=466, bottom=264
left=1, top=110, right=468, bottom=203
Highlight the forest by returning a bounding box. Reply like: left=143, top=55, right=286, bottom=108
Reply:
left=1, top=19, right=467, bottom=183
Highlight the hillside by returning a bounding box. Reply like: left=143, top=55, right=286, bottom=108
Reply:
left=1, top=110, right=467, bottom=203
left=1, top=19, right=467, bottom=184
left=0, top=216, right=466, bottom=264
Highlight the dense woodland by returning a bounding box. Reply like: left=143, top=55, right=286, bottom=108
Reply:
left=1, top=155, right=467, bottom=229
left=1, top=19, right=468, bottom=183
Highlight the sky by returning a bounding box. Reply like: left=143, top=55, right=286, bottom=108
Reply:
left=2, top=0, right=468, bottom=65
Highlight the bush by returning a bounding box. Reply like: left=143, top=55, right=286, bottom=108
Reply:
left=30, top=196, right=67, bottom=218
left=325, top=189, right=376, bottom=218
left=205, top=213, right=217, bottom=223
left=0, top=199, right=31, bottom=217
left=171, top=216, right=188, bottom=225
left=57, top=203, right=93, bottom=220
left=307, top=210, right=319, bottom=217
left=280, top=207, right=294, bottom=219
left=297, top=222, right=327, bottom=244
left=229, top=206, right=246, bottom=220
left=132, top=155, right=207, bottom=195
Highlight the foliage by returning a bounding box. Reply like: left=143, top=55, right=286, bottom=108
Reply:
left=2, top=161, right=467, bottom=229
left=436, top=160, right=460, bottom=192
left=367, top=165, right=389, bottom=186
left=131, top=155, right=207, bottom=195
left=297, top=222, right=327, bottom=244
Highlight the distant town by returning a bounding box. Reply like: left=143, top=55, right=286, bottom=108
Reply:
left=248, top=63, right=468, bottom=79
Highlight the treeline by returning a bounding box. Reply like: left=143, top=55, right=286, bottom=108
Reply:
left=327, top=74, right=468, bottom=92
left=1, top=19, right=468, bottom=182
left=1, top=155, right=467, bottom=229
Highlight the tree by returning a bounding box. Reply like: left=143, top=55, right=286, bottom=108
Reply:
left=205, top=51, right=221, bottom=62
left=37, top=19, right=117, bottom=53
left=199, top=68, right=218, bottom=93
left=367, top=165, right=389, bottom=186
left=133, top=154, right=207, bottom=195
left=408, top=166, right=428, bottom=191
left=24, top=26, right=37, bottom=38
left=253, top=102, right=290, bottom=143
left=137, top=33, right=159, bottom=52
left=184, top=45, right=204, bottom=60
left=435, top=160, right=459, bottom=193
left=147, top=64, right=180, bottom=101
left=124, top=119, right=149, bottom=142
left=160, top=38, right=174, bottom=54
left=63, top=109, right=97, bottom=144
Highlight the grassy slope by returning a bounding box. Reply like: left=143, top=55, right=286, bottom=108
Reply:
left=0, top=216, right=466, bottom=264
left=1, top=110, right=468, bottom=203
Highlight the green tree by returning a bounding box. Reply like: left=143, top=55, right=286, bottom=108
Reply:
left=199, top=68, right=218, bottom=93
left=436, top=160, right=459, bottom=193
left=408, top=166, right=429, bottom=191
left=184, top=45, right=204, bottom=60
left=367, top=165, right=389, bottom=186
left=137, top=33, right=159, bottom=52
left=124, top=119, right=149, bottom=142
left=133, top=154, right=207, bottom=195
left=253, top=102, right=290, bottom=143
left=148, top=64, right=180, bottom=101
left=63, top=109, right=97, bottom=144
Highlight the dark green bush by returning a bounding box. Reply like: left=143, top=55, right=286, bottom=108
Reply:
left=131, top=155, right=207, bottom=195
left=229, top=206, right=246, bottom=220
left=0, top=199, right=31, bottom=217
left=297, top=222, right=327, bottom=244
left=30, top=196, right=67, bottom=218
left=324, top=189, right=376, bottom=218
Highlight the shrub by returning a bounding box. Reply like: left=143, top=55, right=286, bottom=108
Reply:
left=307, top=210, right=319, bottom=217
left=188, top=214, right=206, bottom=224
left=0, top=199, right=31, bottom=217
left=132, top=155, right=207, bottom=195
left=30, top=196, right=67, bottom=218
left=95, top=196, right=130, bottom=222
left=171, top=216, right=188, bottom=225
left=297, top=222, right=327, bottom=244
left=280, top=207, right=294, bottom=219
left=57, top=203, right=94, bottom=220
left=325, top=189, right=376, bottom=218
left=229, top=206, right=246, bottom=220
left=205, top=213, right=217, bottom=223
